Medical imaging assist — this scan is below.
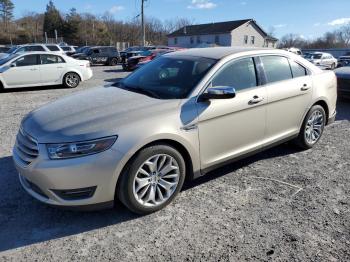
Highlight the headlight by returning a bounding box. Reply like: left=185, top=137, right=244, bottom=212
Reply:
left=47, top=136, right=117, bottom=159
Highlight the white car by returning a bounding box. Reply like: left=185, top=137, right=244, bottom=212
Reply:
left=305, top=52, right=337, bottom=69
left=0, top=44, right=65, bottom=60
left=0, top=52, right=93, bottom=89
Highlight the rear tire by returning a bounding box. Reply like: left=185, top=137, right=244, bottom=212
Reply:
left=117, top=144, right=186, bottom=214
left=63, top=72, right=80, bottom=88
left=295, top=105, right=326, bottom=149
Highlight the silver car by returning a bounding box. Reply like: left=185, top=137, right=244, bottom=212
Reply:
left=305, top=52, right=338, bottom=69
left=13, top=47, right=337, bottom=214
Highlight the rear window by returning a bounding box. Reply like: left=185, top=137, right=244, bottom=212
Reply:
left=261, top=56, right=293, bottom=84
left=46, top=45, right=60, bottom=51
left=61, top=47, right=71, bottom=51
left=290, top=60, right=307, bottom=78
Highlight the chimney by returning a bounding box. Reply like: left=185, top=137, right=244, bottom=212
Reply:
left=183, top=26, right=187, bottom=35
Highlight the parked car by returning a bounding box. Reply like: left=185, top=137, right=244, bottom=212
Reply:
left=334, top=65, right=350, bottom=98
left=0, top=44, right=65, bottom=60
left=0, top=52, right=92, bottom=89
left=13, top=48, right=337, bottom=214
left=0, top=45, right=11, bottom=53
left=120, top=46, right=156, bottom=63
left=72, top=46, right=120, bottom=65
left=304, top=52, right=337, bottom=69
left=285, top=47, right=302, bottom=56
left=337, top=52, right=350, bottom=67
left=61, top=46, right=77, bottom=56
left=122, top=49, right=172, bottom=71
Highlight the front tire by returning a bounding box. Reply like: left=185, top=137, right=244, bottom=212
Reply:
left=63, top=72, right=80, bottom=88
left=109, top=58, right=118, bottom=66
left=295, top=105, right=326, bottom=149
left=117, top=144, right=186, bottom=214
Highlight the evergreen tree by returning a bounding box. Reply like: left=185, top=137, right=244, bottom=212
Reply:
left=63, top=8, right=81, bottom=44
left=43, top=0, right=64, bottom=38
left=0, top=0, right=14, bottom=38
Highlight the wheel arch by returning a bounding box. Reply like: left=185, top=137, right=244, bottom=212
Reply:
left=114, top=138, right=195, bottom=201
left=313, top=99, right=329, bottom=124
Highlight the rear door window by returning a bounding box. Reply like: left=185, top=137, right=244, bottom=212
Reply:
left=40, top=54, right=65, bottom=64
left=289, top=60, right=307, bottom=78
left=260, top=56, right=293, bottom=84
left=29, top=46, right=46, bottom=51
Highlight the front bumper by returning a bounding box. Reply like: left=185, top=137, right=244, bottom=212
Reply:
left=13, top=144, right=124, bottom=208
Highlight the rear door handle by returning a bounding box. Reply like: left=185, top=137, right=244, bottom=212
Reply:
left=249, top=96, right=264, bottom=105
left=301, top=84, right=310, bottom=91
left=30, top=68, right=38, bottom=71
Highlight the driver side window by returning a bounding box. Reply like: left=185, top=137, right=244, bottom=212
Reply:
left=211, top=57, right=257, bottom=92
left=14, top=55, right=39, bottom=67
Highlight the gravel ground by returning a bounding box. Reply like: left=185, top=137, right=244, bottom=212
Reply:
left=0, top=66, right=349, bottom=261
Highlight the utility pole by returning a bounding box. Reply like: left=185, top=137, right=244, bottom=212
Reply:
left=141, top=0, right=146, bottom=46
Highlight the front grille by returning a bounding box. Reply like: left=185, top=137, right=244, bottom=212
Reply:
left=14, top=128, right=39, bottom=167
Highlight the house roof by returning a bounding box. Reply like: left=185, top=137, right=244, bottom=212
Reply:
left=167, top=19, right=252, bottom=37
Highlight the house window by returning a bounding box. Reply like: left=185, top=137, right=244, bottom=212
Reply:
left=244, top=35, right=248, bottom=44
left=190, top=37, right=194, bottom=45
left=215, top=35, right=220, bottom=44
left=251, top=36, right=255, bottom=45
left=174, top=38, right=178, bottom=45
left=197, top=36, right=201, bottom=44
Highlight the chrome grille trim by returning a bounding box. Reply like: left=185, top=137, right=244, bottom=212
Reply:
left=14, top=128, right=39, bottom=167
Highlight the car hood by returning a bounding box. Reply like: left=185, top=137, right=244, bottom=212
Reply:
left=334, top=67, right=350, bottom=79
left=22, top=87, right=180, bottom=143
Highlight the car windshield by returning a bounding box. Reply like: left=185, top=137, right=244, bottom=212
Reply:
left=61, top=46, right=71, bottom=51
left=119, top=55, right=217, bottom=99
left=0, top=54, right=18, bottom=66
left=310, top=54, right=322, bottom=59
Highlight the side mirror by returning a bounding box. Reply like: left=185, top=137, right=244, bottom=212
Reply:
left=10, top=63, right=16, bottom=68
left=199, top=86, right=236, bottom=101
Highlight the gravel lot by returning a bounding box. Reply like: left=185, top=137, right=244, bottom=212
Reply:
left=0, top=66, right=349, bottom=261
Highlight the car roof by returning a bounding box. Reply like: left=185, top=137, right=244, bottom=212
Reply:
left=14, top=51, right=66, bottom=56
left=165, top=47, right=277, bottom=59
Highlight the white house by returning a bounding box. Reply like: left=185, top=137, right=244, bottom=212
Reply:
left=167, top=19, right=278, bottom=48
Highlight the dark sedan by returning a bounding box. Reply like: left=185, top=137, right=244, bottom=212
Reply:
left=335, top=65, right=350, bottom=98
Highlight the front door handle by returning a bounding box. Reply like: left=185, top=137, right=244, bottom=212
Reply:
left=301, top=84, right=310, bottom=91
left=249, top=96, right=264, bottom=105
left=30, top=68, right=38, bottom=71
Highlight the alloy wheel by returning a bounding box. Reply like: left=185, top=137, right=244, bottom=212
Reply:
left=132, top=154, right=180, bottom=207
left=305, top=110, right=324, bottom=144
left=65, top=73, right=79, bottom=88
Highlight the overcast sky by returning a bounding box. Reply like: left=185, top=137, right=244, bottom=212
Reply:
left=12, top=0, right=350, bottom=39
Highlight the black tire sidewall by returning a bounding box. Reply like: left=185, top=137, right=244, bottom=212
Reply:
left=299, top=105, right=326, bottom=149
left=110, top=58, right=117, bottom=66
left=118, top=144, right=186, bottom=214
